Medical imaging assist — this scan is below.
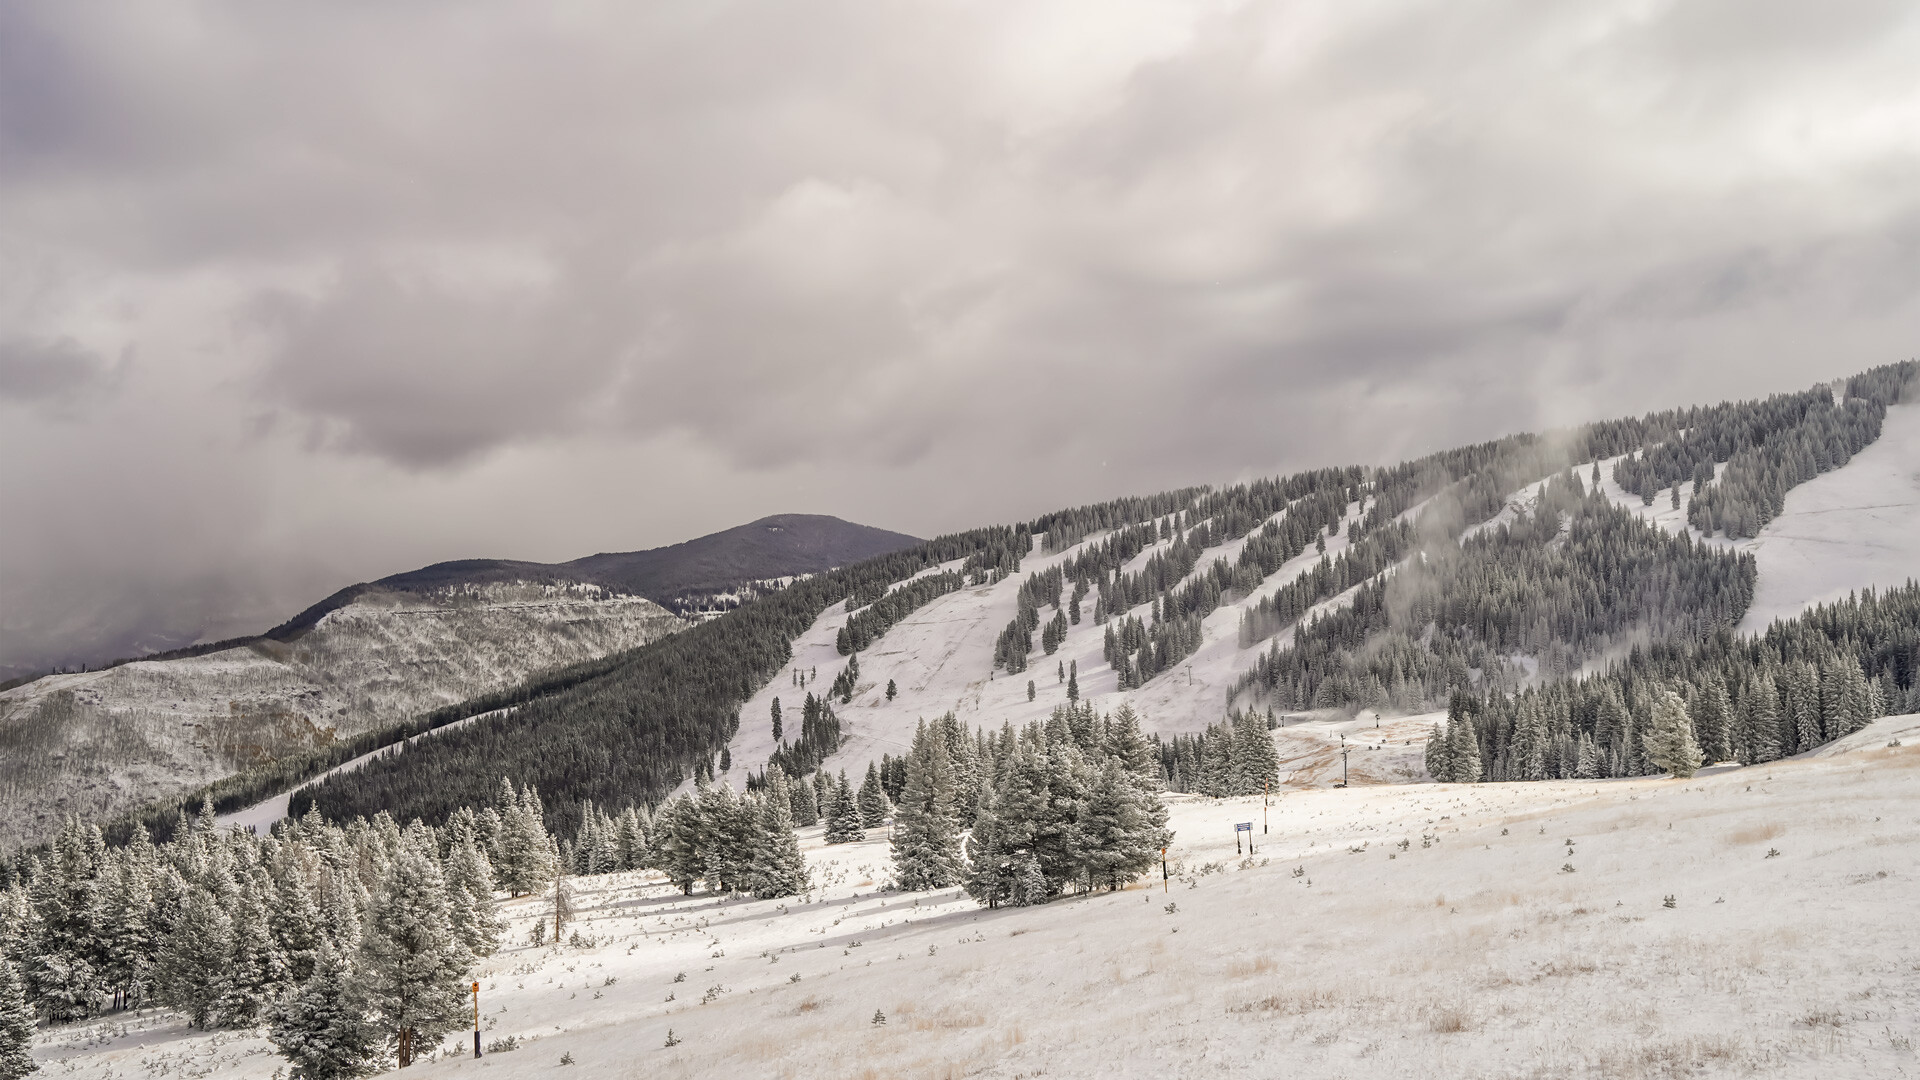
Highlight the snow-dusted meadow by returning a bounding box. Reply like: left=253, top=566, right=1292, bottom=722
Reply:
left=33, top=715, right=1920, bottom=1079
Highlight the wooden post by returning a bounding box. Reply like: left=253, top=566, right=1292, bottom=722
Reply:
left=472, top=981, right=481, bottom=1058
left=1161, top=847, right=1168, bottom=893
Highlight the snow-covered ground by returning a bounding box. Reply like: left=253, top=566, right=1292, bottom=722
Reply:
left=1735, top=401, right=1920, bottom=632
left=35, top=716, right=1920, bottom=1079
left=0, top=584, right=684, bottom=851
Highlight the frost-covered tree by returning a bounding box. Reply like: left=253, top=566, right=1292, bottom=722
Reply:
left=891, top=723, right=964, bottom=891
left=823, top=772, right=865, bottom=845
left=358, top=836, right=468, bottom=1068
left=1644, top=689, right=1704, bottom=779
left=0, top=957, right=37, bottom=1080
left=856, top=764, right=891, bottom=829
left=267, top=940, right=377, bottom=1080
left=156, top=882, right=231, bottom=1029
left=750, top=767, right=809, bottom=899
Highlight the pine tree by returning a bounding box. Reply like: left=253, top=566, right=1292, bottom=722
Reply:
left=886, top=680, right=897, bottom=702
left=157, top=882, right=231, bottom=1029
left=1066, top=661, right=1079, bottom=703
left=358, top=836, right=468, bottom=1068
left=960, top=795, right=1012, bottom=908
left=1424, top=722, right=1452, bottom=781
left=789, top=774, right=819, bottom=828
left=823, top=774, right=864, bottom=845
left=1644, top=689, right=1705, bottom=779
left=750, top=767, right=809, bottom=899
left=218, top=869, right=287, bottom=1026
left=771, top=697, right=783, bottom=740
left=0, top=957, right=37, bottom=1080
left=891, top=723, right=963, bottom=890
left=267, top=940, right=378, bottom=1080
left=1447, top=715, right=1482, bottom=782
left=442, top=840, right=501, bottom=958
left=857, top=764, right=891, bottom=828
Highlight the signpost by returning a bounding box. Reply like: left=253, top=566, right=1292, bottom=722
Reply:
left=1236, top=822, right=1253, bottom=855
left=472, top=981, right=481, bottom=1058
left=1263, top=782, right=1269, bottom=834
left=1161, top=846, right=1169, bottom=893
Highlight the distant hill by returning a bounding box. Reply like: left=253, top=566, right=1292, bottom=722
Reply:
left=268, top=514, right=922, bottom=638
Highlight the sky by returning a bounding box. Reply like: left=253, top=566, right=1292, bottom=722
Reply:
left=3, top=0, right=1919, bottom=676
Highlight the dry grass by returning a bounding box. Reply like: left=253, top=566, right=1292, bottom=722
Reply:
left=1727, top=822, right=1784, bottom=845
left=1227, top=955, right=1276, bottom=977
left=1428, top=1003, right=1473, bottom=1033
left=1226, top=987, right=1347, bottom=1016
left=906, top=1007, right=988, bottom=1032
left=790, top=995, right=826, bottom=1014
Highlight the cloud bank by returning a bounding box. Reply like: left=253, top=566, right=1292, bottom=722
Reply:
left=4, top=0, right=1918, bottom=674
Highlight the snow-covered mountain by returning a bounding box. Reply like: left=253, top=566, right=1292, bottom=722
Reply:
left=0, top=582, right=685, bottom=852
left=719, top=398, right=1920, bottom=790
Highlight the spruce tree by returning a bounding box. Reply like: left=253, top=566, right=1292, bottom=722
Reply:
left=771, top=698, right=783, bottom=740
left=267, top=940, right=377, bottom=1080
left=358, top=837, right=468, bottom=1068
left=750, top=767, right=809, bottom=899
left=891, top=723, right=964, bottom=890
left=857, top=764, right=891, bottom=828
left=886, top=680, right=897, bottom=702
left=790, top=775, right=819, bottom=828
left=1644, top=689, right=1705, bottom=779
left=0, top=957, right=36, bottom=1080
left=823, top=774, right=864, bottom=844
left=157, top=883, right=231, bottom=1029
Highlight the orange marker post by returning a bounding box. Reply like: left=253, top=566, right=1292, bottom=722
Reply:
left=472, top=981, right=481, bottom=1058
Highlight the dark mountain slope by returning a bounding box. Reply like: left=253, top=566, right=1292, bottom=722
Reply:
left=268, top=514, right=920, bottom=638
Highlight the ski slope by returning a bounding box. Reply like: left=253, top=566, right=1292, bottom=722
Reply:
left=33, top=716, right=1920, bottom=1080
left=718, top=400, right=1920, bottom=792
left=721, top=501, right=1371, bottom=792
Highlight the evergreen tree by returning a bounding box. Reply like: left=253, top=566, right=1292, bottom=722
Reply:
left=891, top=723, right=964, bottom=890
left=789, top=774, right=819, bottom=828
left=1644, top=689, right=1705, bottom=778
left=886, top=680, right=897, bottom=702
left=771, top=697, right=783, bottom=740
left=857, top=764, right=891, bottom=828
left=156, top=883, right=230, bottom=1029
left=267, top=940, right=378, bottom=1080
left=358, top=837, right=468, bottom=1068
left=1071, top=760, right=1166, bottom=892
left=823, top=774, right=864, bottom=845
left=1066, top=661, right=1079, bottom=703
left=0, top=957, right=36, bottom=1080
left=750, top=767, right=810, bottom=899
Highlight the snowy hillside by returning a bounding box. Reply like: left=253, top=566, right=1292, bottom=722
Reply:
left=31, top=718, right=1920, bottom=1080
left=0, top=583, right=684, bottom=852
left=713, top=397, right=1920, bottom=793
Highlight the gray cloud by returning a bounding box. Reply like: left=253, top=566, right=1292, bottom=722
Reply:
left=0, top=336, right=122, bottom=408
left=3, top=0, right=1920, bottom=674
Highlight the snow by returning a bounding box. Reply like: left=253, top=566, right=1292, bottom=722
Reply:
left=35, top=718, right=1920, bottom=1079
left=1736, top=401, right=1920, bottom=632
left=0, top=584, right=684, bottom=852
left=713, top=500, right=1380, bottom=795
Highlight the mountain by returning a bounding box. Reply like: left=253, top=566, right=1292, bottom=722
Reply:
left=0, top=513, right=920, bottom=852
left=262, top=514, right=922, bottom=637
left=295, top=364, right=1920, bottom=837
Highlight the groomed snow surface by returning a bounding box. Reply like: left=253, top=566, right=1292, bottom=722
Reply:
left=35, top=718, right=1920, bottom=1079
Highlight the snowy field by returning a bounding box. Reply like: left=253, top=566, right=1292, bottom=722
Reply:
left=33, top=715, right=1920, bottom=1079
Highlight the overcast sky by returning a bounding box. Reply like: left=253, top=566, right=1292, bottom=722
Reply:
left=3, top=0, right=1918, bottom=674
